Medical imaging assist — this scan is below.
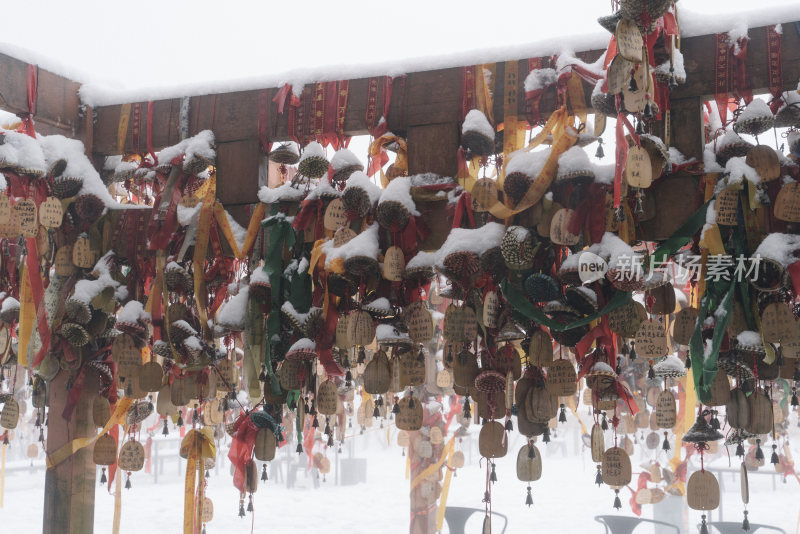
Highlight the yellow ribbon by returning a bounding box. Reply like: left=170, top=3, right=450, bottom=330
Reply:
left=212, top=202, right=242, bottom=259
left=193, top=172, right=217, bottom=339
left=476, top=64, right=495, bottom=125
left=181, top=428, right=216, bottom=534
left=46, top=397, right=134, bottom=469
left=410, top=437, right=454, bottom=490
left=18, top=261, right=33, bottom=367
left=435, top=440, right=456, bottom=531
left=117, top=104, right=131, bottom=155
left=238, top=202, right=267, bottom=261
left=566, top=72, right=588, bottom=126
left=112, top=459, right=123, bottom=534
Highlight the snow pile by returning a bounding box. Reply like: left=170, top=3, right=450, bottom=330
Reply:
left=593, top=164, right=615, bottom=185
left=379, top=177, right=420, bottom=216
left=655, top=49, right=685, bottom=81
left=299, top=141, right=325, bottom=163
left=524, top=68, right=557, bottom=92
left=117, top=300, right=150, bottom=325
left=736, top=98, right=772, bottom=123
left=726, top=22, right=749, bottom=55
left=344, top=171, right=382, bottom=205
left=376, top=324, right=409, bottom=343
left=557, top=146, right=593, bottom=175
left=38, top=133, right=116, bottom=205
left=462, top=109, right=494, bottom=138
left=258, top=183, right=305, bottom=204
left=754, top=233, right=800, bottom=267
left=366, top=297, right=392, bottom=312
left=216, top=285, right=249, bottom=330
left=736, top=330, right=762, bottom=347
left=249, top=265, right=270, bottom=286
left=0, top=130, right=46, bottom=173
left=330, top=148, right=363, bottom=171
left=407, top=222, right=505, bottom=271
left=725, top=157, right=760, bottom=185
left=322, top=223, right=380, bottom=266
left=288, top=338, right=315, bottom=353
left=158, top=130, right=215, bottom=166
left=505, top=149, right=549, bottom=178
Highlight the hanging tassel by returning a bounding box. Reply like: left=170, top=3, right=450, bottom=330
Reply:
left=392, top=398, right=400, bottom=415
left=39, top=427, right=44, bottom=442
left=490, top=462, right=497, bottom=483
left=662, top=431, right=671, bottom=451
left=238, top=498, right=246, bottom=518
left=601, top=412, right=608, bottom=431
left=100, top=467, right=107, bottom=485
left=177, top=410, right=184, bottom=427
left=505, top=416, right=513, bottom=432
left=345, top=370, right=352, bottom=387
left=192, top=408, right=200, bottom=426
left=621, top=342, right=629, bottom=357
left=628, top=69, right=638, bottom=92
left=312, top=415, right=319, bottom=428
left=162, top=419, right=169, bottom=436
left=528, top=442, right=536, bottom=459
left=125, top=473, right=132, bottom=490
left=595, top=139, right=604, bottom=159
left=755, top=439, right=764, bottom=461
left=463, top=397, right=471, bottom=419
left=792, top=388, right=798, bottom=407
left=595, top=465, right=603, bottom=486
left=373, top=404, right=380, bottom=418
left=647, top=362, right=655, bottom=380
left=327, top=434, right=334, bottom=447
left=613, top=489, right=622, bottom=510
left=643, top=97, right=653, bottom=119
left=542, top=428, right=550, bottom=443
left=559, top=404, right=567, bottom=423
left=357, top=346, right=366, bottom=364
left=296, top=443, right=303, bottom=454
left=247, top=494, right=253, bottom=513
left=202, top=526, right=207, bottom=534
left=700, top=515, right=709, bottom=534
left=736, top=441, right=745, bottom=457
left=525, top=485, right=533, bottom=507
left=742, top=510, right=750, bottom=531
left=771, top=445, right=780, bottom=465
left=634, top=190, right=645, bottom=214
left=205, top=470, right=210, bottom=478
left=710, top=411, right=720, bottom=430
left=629, top=341, right=637, bottom=361
left=261, top=464, right=268, bottom=481
left=482, top=514, right=491, bottom=534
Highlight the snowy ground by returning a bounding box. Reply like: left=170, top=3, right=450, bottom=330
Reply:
left=1, top=411, right=799, bottom=533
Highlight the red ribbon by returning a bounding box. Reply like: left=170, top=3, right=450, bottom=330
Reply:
left=16, top=65, right=36, bottom=138
left=567, top=183, right=606, bottom=244
left=767, top=25, right=783, bottom=112
left=715, top=34, right=732, bottom=124
left=461, top=66, right=477, bottom=122
left=146, top=101, right=158, bottom=164
left=228, top=413, right=259, bottom=493
left=451, top=191, right=476, bottom=230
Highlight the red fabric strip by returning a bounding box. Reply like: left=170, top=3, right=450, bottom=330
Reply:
left=131, top=103, right=142, bottom=154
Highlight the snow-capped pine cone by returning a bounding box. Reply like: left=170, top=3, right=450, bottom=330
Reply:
left=64, top=297, right=92, bottom=325
left=169, top=321, right=196, bottom=344
left=461, top=130, right=495, bottom=157
left=503, top=172, right=532, bottom=207
left=165, top=266, right=193, bottom=294
left=153, top=340, right=174, bottom=360
left=591, top=91, right=618, bottom=118
left=733, top=116, right=775, bottom=137
left=74, top=194, right=105, bottom=223
left=343, top=256, right=380, bottom=281
left=375, top=200, right=410, bottom=230
left=183, top=154, right=215, bottom=176
left=775, top=104, right=800, bottom=129
left=269, top=144, right=300, bottom=165
left=620, top=0, right=673, bottom=28
left=298, top=156, right=329, bottom=179
left=126, top=400, right=154, bottom=425
left=501, top=226, right=537, bottom=270
left=52, top=176, right=83, bottom=199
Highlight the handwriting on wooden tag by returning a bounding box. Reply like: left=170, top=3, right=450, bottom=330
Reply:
left=607, top=56, right=633, bottom=95
left=54, top=246, right=76, bottom=276
left=472, top=178, right=499, bottom=211
left=761, top=302, right=797, bottom=343
left=550, top=208, right=579, bottom=245
left=399, top=351, right=426, bottom=387
left=1, top=398, right=19, bottom=429
left=14, top=198, right=37, bottom=238
left=672, top=307, right=699, bottom=346
left=775, top=182, right=800, bottom=222
left=655, top=390, right=676, bottom=429
left=615, top=19, right=644, bottom=63
left=687, top=470, right=720, bottom=511
left=546, top=359, right=577, bottom=397
left=625, top=146, right=653, bottom=188
left=405, top=301, right=434, bottom=343
left=39, top=197, right=63, bottom=228
left=201, top=498, right=214, bottom=523
left=93, top=396, right=111, bottom=427
left=316, top=380, right=339, bottom=415
left=602, top=447, right=632, bottom=486
left=746, top=145, right=780, bottom=182
left=622, top=66, right=649, bottom=114
left=333, top=227, right=356, bottom=247
left=323, top=198, right=347, bottom=230
left=482, top=291, right=501, bottom=329
left=0, top=195, right=10, bottom=224
left=347, top=310, right=375, bottom=347
left=93, top=434, right=118, bottom=465
left=383, top=245, right=405, bottom=281
left=395, top=396, right=423, bottom=431
left=635, top=320, right=669, bottom=358
left=72, top=235, right=97, bottom=269
left=608, top=300, right=647, bottom=338
left=118, top=440, right=145, bottom=471
left=715, top=188, right=740, bottom=226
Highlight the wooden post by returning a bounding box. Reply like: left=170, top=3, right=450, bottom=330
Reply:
left=44, top=370, right=99, bottom=534
left=668, top=97, right=705, bottom=161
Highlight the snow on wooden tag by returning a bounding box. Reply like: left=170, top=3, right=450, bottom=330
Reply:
left=201, top=498, right=214, bottom=523
left=687, top=470, right=720, bottom=511
left=550, top=208, right=580, bottom=245
left=746, top=145, right=780, bottom=182
left=323, top=198, right=347, bottom=230
left=602, top=447, right=632, bottom=486
left=607, top=55, right=633, bottom=95
left=72, top=235, right=97, bottom=269
left=395, top=396, right=423, bottom=431
left=93, top=434, right=118, bottom=466
left=333, top=226, right=356, bottom=247
left=405, top=301, right=434, bottom=343
left=761, top=302, right=797, bottom=342
left=118, top=440, right=145, bottom=471
left=0, top=195, right=10, bottom=224
left=254, top=428, right=277, bottom=462
left=93, top=395, right=111, bottom=427
left=635, top=320, right=669, bottom=359
left=139, top=361, right=164, bottom=393
left=516, top=444, right=542, bottom=482
left=715, top=187, right=740, bottom=226
left=383, top=245, right=405, bottom=281
left=545, top=359, right=577, bottom=397
left=347, top=310, right=375, bottom=347
left=1, top=398, right=19, bottom=429
left=39, top=197, right=63, bottom=228
left=625, top=146, right=653, bottom=188
left=672, top=307, right=699, bottom=346
left=482, top=291, right=501, bottom=329
left=472, top=178, right=499, bottom=211
left=655, top=390, right=677, bottom=429
left=478, top=421, right=508, bottom=459
left=608, top=300, right=647, bottom=338
left=54, top=245, right=76, bottom=276
left=14, top=199, right=38, bottom=238
left=775, top=182, right=800, bottom=222
left=316, top=379, right=339, bottom=415
left=615, top=19, right=644, bottom=63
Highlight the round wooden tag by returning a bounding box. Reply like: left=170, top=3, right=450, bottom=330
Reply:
left=443, top=304, right=467, bottom=343
left=244, top=459, right=259, bottom=493
left=625, top=146, right=653, bottom=188
left=72, top=235, right=97, bottom=269
left=545, top=359, right=577, bottom=397
left=761, top=302, right=796, bottom=343
left=54, top=245, right=76, bottom=276
left=1, top=398, right=19, bottom=429
left=601, top=447, right=632, bottom=486
left=646, top=283, right=676, bottom=315
left=746, top=390, right=773, bottom=435
left=395, top=396, right=423, bottom=431
left=93, top=396, right=111, bottom=428
left=727, top=388, right=750, bottom=429
left=451, top=451, right=465, bottom=469
left=635, top=320, right=669, bottom=359
left=472, top=178, right=499, bottom=211
left=655, top=390, right=676, bottom=429
left=316, top=380, right=339, bottom=416
left=672, top=307, right=699, bottom=346
left=687, top=470, right=720, bottom=511
left=156, top=384, right=177, bottom=417
left=400, top=350, right=426, bottom=387
left=645, top=431, right=660, bottom=449
left=550, top=208, right=580, bottom=246
left=363, top=350, right=391, bottom=394
left=347, top=310, right=375, bottom=347
left=528, top=329, right=554, bottom=365
left=608, top=300, right=647, bottom=338
left=452, top=350, right=479, bottom=388
left=14, top=199, right=38, bottom=238
left=775, top=182, right=800, bottom=222
left=405, top=301, right=434, bottom=343
left=254, top=428, right=277, bottom=462
left=715, top=188, right=740, bottom=226
left=139, top=361, right=164, bottom=393
left=93, top=434, right=118, bottom=466
left=429, top=426, right=444, bottom=445
left=436, top=369, right=454, bottom=389
left=383, top=246, right=405, bottom=282
left=323, top=198, right=347, bottom=230
left=202, top=497, right=214, bottom=523
left=590, top=424, right=606, bottom=462
left=482, top=291, right=501, bottom=329
left=707, top=371, right=731, bottom=407
left=397, top=430, right=410, bottom=448
left=27, top=443, right=39, bottom=459
left=118, top=440, right=145, bottom=472
left=333, top=226, right=356, bottom=247
left=615, top=19, right=643, bottom=63
left=335, top=314, right=352, bottom=349
left=216, top=359, right=236, bottom=391
left=526, top=387, right=557, bottom=423
left=516, top=444, right=542, bottom=482
left=623, top=67, right=649, bottom=114
left=462, top=307, right=477, bottom=340
left=607, top=55, right=633, bottom=95
left=39, top=197, right=64, bottom=228
left=746, top=145, right=780, bottom=182
left=478, top=421, right=508, bottom=459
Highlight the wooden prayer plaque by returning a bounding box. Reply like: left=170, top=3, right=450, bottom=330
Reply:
left=405, top=301, right=434, bottom=343
left=516, top=444, right=542, bottom=482
left=615, top=19, right=644, bottom=63
left=478, top=421, right=508, bottom=459
left=395, top=396, right=423, bottom=431
left=775, top=182, right=800, bottom=222
left=715, top=188, right=740, bottom=226
left=482, top=291, right=501, bottom=329
left=363, top=350, right=391, bottom=394
left=608, top=300, right=647, bottom=338
left=118, top=440, right=145, bottom=471
left=93, top=434, right=118, bottom=466
left=655, top=390, right=676, bottom=429
left=545, top=359, right=577, bottom=397
left=1, top=398, right=19, bottom=429
left=687, top=470, right=720, bottom=511
left=602, top=447, right=632, bottom=486
left=316, top=380, right=339, bottom=416
left=323, top=198, right=347, bottom=230
left=746, top=145, right=780, bottom=182
left=347, top=310, right=375, bottom=347
left=14, top=199, right=38, bottom=238
left=383, top=246, right=405, bottom=281
left=746, top=390, right=773, bottom=435
left=672, top=307, right=698, bottom=346
left=635, top=320, right=669, bottom=359
left=761, top=302, right=796, bottom=343
left=39, top=197, right=64, bottom=228
left=550, top=208, right=580, bottom=246
left=254, top=428, right=277, bottom=462
left=93, top=395, right=111, bottom=428
left=625, top=146, right=653, bottom=188
left=139, top=361, right=164, bottom=393
left=472, top=178, right=499, bottom=211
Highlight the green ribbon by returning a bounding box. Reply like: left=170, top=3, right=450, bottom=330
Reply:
left=648, top=199, right=712, bottom=269
left=689, top=278, right=735, bottom=403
